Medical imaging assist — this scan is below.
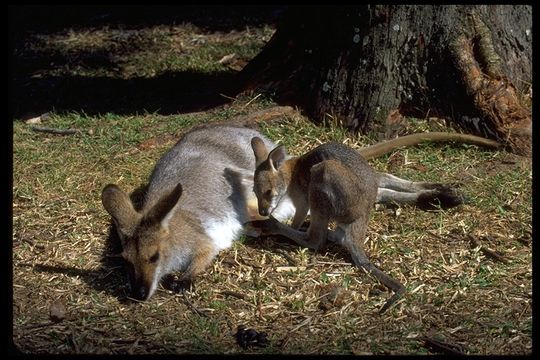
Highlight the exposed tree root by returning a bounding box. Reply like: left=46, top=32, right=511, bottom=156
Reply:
left=229, top=106, right=297, bottom=127
left=449, top=13, right=531, bottom=156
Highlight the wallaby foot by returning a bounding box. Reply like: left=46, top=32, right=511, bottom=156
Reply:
left=376, top=186, right=465, bottom=210
left=377, top=173, right=466, bottom=210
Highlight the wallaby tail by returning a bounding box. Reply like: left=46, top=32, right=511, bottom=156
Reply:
left=361, top=262, right=406, bottom=314
left=377, top=173, right=466, bottom=210
left=345, top=237, right=405, bottom=314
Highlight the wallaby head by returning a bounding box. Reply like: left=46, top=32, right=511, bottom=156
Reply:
left=251, top=137, right=289, bottom=217
left=101, top=183, right=183, bottom=301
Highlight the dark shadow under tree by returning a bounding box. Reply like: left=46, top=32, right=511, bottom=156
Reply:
left=236, top=5, right=532, bottom=155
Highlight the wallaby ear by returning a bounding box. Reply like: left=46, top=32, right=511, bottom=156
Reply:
left=102, top=184, right=141, bottom=237
left=251, top=137, right=269, bottom=167
left=146, top=183, right=183, bottom=229
left=268, top=145, right=287, bottom=170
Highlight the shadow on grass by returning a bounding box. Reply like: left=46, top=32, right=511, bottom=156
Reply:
left=10, top=5, right=283, bottom=33
left=30, top=184, right=149, bottom=303
left=28, top=214, right=132, bottom=302
left=11, top=70, right=238, bottom=120
left=10, top=5, right=284, bottom=120
left=32, top=261, right=129, bottom=301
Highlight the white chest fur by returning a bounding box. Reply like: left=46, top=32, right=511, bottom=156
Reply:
left=203, top=215, right=244, bottom=251
left=271, top=195, right=298, bottom=222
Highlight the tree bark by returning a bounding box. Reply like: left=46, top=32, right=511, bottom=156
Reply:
left=236, top=5, right=532, bottom=155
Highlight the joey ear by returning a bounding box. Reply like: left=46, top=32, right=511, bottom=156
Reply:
left=268, top=145, right=287, bottom=170
left=251, top=137, right=269, bottom=167
left=146, top=183, right=183, bottom=229
left=102, top=184, right=141, bottom=237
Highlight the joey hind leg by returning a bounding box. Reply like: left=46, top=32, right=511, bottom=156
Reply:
left=376, top=187, right=464, bottom=210
left=378, top=173, right=428, bottom=192
left=378, top=173, right=452, bottom=192
left=376, top=188, right=426, bottom=206
left=377, top=173, right=464, bottom=209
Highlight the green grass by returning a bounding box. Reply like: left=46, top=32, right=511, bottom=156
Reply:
left=12, top=19, right=532, bottom=356
left=26, top=24, right=274, bottom=78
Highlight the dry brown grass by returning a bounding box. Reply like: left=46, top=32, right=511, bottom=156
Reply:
left=13, top=106, right=532, bottom=354
left=11, top=17, right=532, bottom=355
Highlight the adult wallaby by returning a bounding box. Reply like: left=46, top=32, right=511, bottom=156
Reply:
left=101, top=126, right=282, bottom=300
left=249, top=138, right=464, bottom=313
left=102, top=124, right=475, bottom=302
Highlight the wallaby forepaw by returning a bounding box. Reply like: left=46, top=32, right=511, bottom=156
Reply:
left=245, top=217, right=282, bottom=237
left=163, top=275, right=193, bottom=293
left=243, top=223, right=263, bottom=238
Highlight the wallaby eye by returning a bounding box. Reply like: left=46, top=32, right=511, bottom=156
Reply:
left=264, top=190, right=273, bottom=200
left=149, top=252, right=160, bottom=263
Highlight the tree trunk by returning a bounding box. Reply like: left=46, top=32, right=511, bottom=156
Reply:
left=236, top=5, right=532, bottom=155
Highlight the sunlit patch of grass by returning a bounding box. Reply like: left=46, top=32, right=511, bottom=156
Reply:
left=13, top=103, right=532, bottom=354
left=12, top=20, right=531, bottom=356
left=18, top=24, right=275, bottom=79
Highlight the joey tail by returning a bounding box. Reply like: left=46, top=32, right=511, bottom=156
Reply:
left=361, top=262, right=406, bottom=314
left=347, top=240, right=405, bottom=314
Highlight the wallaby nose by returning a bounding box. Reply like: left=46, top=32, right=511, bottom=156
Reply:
left=133, top=285, right=148, bottom=301
left=259, top=208, right=269, bottom=217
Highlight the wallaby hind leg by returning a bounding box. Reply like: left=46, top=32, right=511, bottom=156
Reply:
left=378, top=173, right=442, bottom=192
left=377, top=174, right=465, bottom=209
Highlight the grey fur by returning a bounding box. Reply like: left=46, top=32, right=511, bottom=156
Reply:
left=102, top=125, right=277, bottom=300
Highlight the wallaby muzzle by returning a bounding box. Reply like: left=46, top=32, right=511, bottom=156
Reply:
left=132, top=284, right=149, bottom=301
left=259, top=207, right=270, bottom=217
left=125, top=264, right=151, bottom=301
